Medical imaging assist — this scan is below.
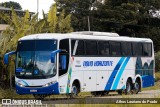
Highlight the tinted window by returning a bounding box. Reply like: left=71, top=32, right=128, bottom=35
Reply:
left=17, top=40, right=57, bottom=51
left=110, top=41, right=121, bottom=56
left=59, top=39, right=69, bottom=52
left=143, top=43, right=152, bottom=56
left=85, top=41, right=98, bottom=55
left=98, top=41, right=109, bottom=56
left=121, top=42, right=132, bottom=56
left=36, top=40, right=57, bottom=51
left=17, top=40, right=35, bottom=51
left=59, top=39, right=69, bottom=76
left=76, top=40, right=84, bottom=55
left=132, top=43, right=142, bottom=56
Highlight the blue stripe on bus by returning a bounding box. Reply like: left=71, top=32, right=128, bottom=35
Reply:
left=111, top=57, right=130, bottom=90
left=104, top=57, right=125, bottom=90
left=142, top=75, right=154, bottom=88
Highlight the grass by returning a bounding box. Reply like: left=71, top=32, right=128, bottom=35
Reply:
left=155, top=71, right=160, bottom=82
left=0, top=88, right=33, bottom=99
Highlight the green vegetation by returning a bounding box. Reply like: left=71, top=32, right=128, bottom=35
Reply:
left=155, top=71, right=160, bottom=82
left=0, top=88, right=33, bottom=99
left=0, top=4, right=73, bottom=55
left=0, top=3, right=73, bottom=89
left=155, top=51, right=160, bottom=72
left=0, top=1, right=22, bottom=10
left=56, top=0, right=160, bottom=51
left=0, top=0, right=160, bottom=99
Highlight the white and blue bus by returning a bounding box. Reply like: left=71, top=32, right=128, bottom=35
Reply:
left=4, top=31, right=155, bottom=99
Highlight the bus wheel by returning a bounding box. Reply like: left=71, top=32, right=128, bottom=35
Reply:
left=70, top=85, right=78, bottom=98
left=33, top=94, right=45, bottom=100
left=134, top=80, right=140, bottom=94
left=125, top=80, right=132, bottom=95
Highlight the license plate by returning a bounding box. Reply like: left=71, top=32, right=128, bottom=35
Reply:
left=30, top=90, right=37, bottom=92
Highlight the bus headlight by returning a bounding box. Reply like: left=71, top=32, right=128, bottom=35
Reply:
left=43, top=81, right=56, bottom=87
left=16, top=82, right=25, bottom=87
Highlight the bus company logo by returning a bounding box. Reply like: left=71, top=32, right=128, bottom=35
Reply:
left=2, top=99, right=42, bottom=105
left=2, top=99, right=11, bottom=105
left=83, top=61, right=113, bottom=67
left=76, top=60, right=81, bottom=64
left=75, top=60, right=81, bottom=67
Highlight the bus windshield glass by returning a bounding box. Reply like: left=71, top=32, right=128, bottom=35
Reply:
left=16, top=40, right=57, bottom=79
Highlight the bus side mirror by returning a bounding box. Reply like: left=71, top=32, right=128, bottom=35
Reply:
left=4, top=51, right=16, bottom=65
left=51, top=49, right=62, bottom=63
left=60, top=55, right=66, bottom=70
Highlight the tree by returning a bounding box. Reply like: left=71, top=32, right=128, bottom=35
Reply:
left=0, top=4, right=73, bottom=89
left=55, top=0, right=160, bottom=51
left=55, top=0, right=97, bottom=31
left=0, top=4, right=73, bottom=54
left=0, top=1, right=22, bottom=10
left=44, top=3, right=73, bottom=33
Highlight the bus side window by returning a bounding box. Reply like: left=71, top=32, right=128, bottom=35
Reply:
left=121, top=42, right=132, bottom=56
left=110, top=41, right=121, bottom=56
left=98, top=41, right=109, bottom=56
left=132, top=42, right=142, bottom=56
left=143, top=43, right=152, bottom=57
left=85, top=40, right=98, bottom=55
left=59, top=39, right=69, bottom=53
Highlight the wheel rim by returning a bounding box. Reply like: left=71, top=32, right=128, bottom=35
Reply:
left=126, top=82, right=131, bottom=93
left=72, top=86, right=77, bottom=96
left=134, top=82, right=140, bottom=93
left=135, top=82, right=139, bottom=90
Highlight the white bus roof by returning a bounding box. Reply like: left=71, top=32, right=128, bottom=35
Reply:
left=19, top=32, right=152, bottom=42
left=71, top=31, right=119, bottom=37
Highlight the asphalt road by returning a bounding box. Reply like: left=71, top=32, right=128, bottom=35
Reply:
left=41, top=90, right=160, bottom=104
left=99, top=89, right=160, bottom=98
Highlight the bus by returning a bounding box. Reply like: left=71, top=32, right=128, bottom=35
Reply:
left=4, top=31, right=155, bottom=99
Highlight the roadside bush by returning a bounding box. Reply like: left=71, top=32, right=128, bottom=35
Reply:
left=155, top=72, right=160, bottom=82
left=155, top=51, right=160, bottom=72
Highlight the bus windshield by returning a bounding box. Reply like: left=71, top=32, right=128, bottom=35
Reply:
left=16, top=40, right=57, bottom=79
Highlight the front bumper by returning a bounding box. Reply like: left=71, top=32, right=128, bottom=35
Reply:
left=16, top=82, right=59, bottom=95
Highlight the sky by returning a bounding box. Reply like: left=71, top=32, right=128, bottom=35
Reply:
left=0, top=0, right=55, bottom=18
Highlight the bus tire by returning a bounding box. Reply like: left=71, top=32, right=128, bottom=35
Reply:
left=70, top=84, right=78, bottom=98
left=134, top=79, right=141, bottom=94
left=125, top=79, right=132, bottom=95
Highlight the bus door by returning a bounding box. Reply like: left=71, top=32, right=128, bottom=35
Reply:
left=58, top=39, right=70, bottom=94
